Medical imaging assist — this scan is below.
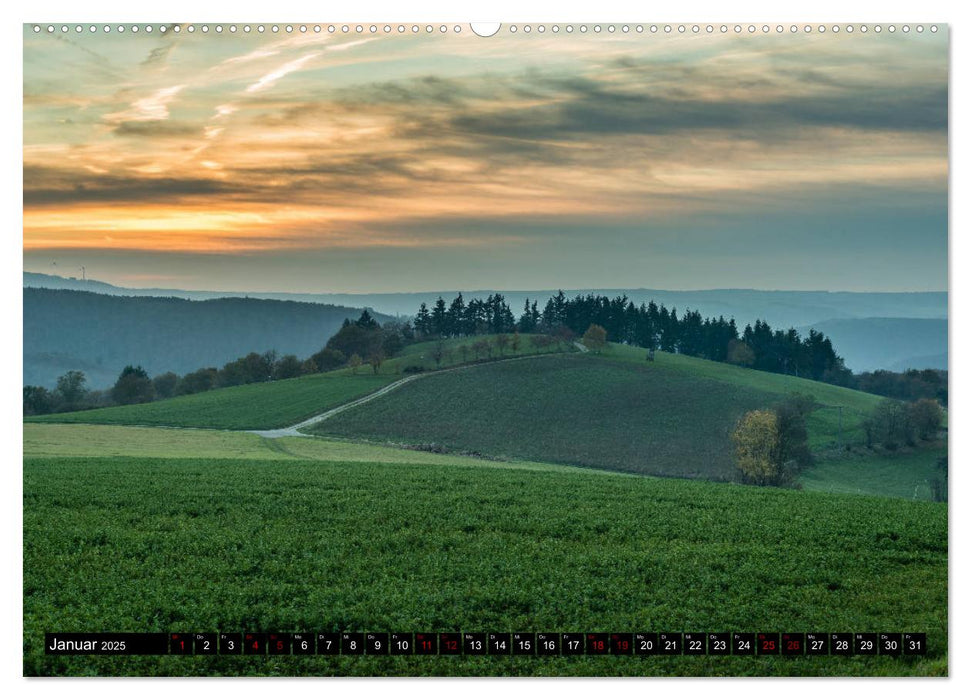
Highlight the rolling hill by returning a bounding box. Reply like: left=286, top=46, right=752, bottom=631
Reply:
left=26, top=335, right=575, bottom=429
left=34, top=337, right=886, bottom=477
left=24, top=288, right=390, bottom=389
left=309, top=345, right=885, bottom=480
left=28, top=336, right=944, bottom=499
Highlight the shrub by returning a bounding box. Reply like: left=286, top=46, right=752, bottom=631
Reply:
left=774, top=394, right=814, bottom=469
left=909, top=398, right=944, bottom=441
left=312, top=348, right=346, bottom=372
left=864, top=398, right=915, bottom=450
left=152, top=372, right=180, bottom=400
left=727, top=339, right=755, bottom=367
left=176, top=367, right=218, bottom=395
left=111, top=365, right=155, bottom=406
left=582, top=324, right=608, bottom=353
left=272, top=354, right=304, bottom=380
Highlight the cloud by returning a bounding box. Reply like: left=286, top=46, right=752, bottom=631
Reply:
left=217, top=47, right=280, bottom=67
left=23, top=30, right=948, bottom=283
left=245, top=53, right=320, bottom=93
left=326, top=38, right=376, bottom=52
left=104, top=85, right=185, bottom=123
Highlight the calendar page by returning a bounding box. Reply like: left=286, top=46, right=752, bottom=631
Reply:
left=22, top=20, right=948, bottom=678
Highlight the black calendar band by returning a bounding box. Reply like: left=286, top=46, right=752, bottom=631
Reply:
left=43, top=632, right=927, bottom=656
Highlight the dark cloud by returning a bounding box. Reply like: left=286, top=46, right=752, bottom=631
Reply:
left=446, top=82, right=947, bottom=140
left=349, top=75, right=482, bottom=106
left=250, top=62, right=945, bottom=182
left=23, top=165, right=252, bottom=206
left=111, top=120, right=200, bottom=137
left=141, top=43, right=175, bottom=67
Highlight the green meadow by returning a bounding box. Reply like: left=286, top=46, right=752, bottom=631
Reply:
left=799, top=447, right=948, bottom=501
left=23, top=423, right=588, bottom=474
left=24, top=456, right=947, bottom=677
left=23, top=338, right=947, bottom=677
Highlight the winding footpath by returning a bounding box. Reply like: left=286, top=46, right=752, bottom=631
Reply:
left=249, top=374, right=423, bottom=438
left=249, top=343, right=588, bottom=439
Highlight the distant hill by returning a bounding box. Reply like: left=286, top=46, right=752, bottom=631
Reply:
left=24, top=288, right=390, bottom=388
left=25, top=272, right=946, bottom=328
left=798, top=317, right=947, bottom=372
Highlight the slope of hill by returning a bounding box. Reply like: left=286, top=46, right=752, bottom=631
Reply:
left=308, top=345, right=886, bottom=480
left=26, top=335, right=574, bottom=429
left=23, top=288, right=390, bottom=388
left=26, top=372, right=395, bottom=430
left=798, top=317, right=947, bottom=372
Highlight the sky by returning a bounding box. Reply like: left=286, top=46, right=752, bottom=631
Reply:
left=22, top=24, right=948, bottom=293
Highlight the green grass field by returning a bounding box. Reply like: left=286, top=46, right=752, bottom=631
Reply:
left=600, top=344, right=885, bottom=449
left=800, top=447, right=948, bottom=501
left=27, top=335, right=572, bottom=430
left=24, top=456, right=946, bottom=677
left=23, top=423, right=591, bottom=474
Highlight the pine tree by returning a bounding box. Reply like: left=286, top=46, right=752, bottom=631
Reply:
left=414, top=303, right=431, bottom=337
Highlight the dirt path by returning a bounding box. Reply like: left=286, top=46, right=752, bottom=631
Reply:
left=249, top=348, right=579, bottom=438
left=249, top=374, right=423, bottom=438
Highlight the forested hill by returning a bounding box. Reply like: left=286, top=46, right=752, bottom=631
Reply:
left=24, top=288, right=390, bottom=388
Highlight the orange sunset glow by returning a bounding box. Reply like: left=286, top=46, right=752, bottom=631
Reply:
left=24, top=25, right=947, bottom=292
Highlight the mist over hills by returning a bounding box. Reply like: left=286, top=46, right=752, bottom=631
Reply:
left=24, top=273, right=948, bottom=383
left=797, top=317, right=948, bottom=372
left=24, top=272, right=946, bottom=327
left=24, top=287, right=390, bottom=389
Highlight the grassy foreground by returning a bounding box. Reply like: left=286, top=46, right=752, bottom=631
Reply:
left=24, top=456, right=946, bottom=677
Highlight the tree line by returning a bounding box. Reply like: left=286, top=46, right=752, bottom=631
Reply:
left=411, top=291, right=948, bottom=399
left=413, top=291, right=843, bottom=380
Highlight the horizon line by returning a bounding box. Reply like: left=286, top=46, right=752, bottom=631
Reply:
left=22, top=271, right=948, bottom=298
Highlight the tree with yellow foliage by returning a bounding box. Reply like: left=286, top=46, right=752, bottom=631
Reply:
left=731, top=410, right=781, bottom=486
